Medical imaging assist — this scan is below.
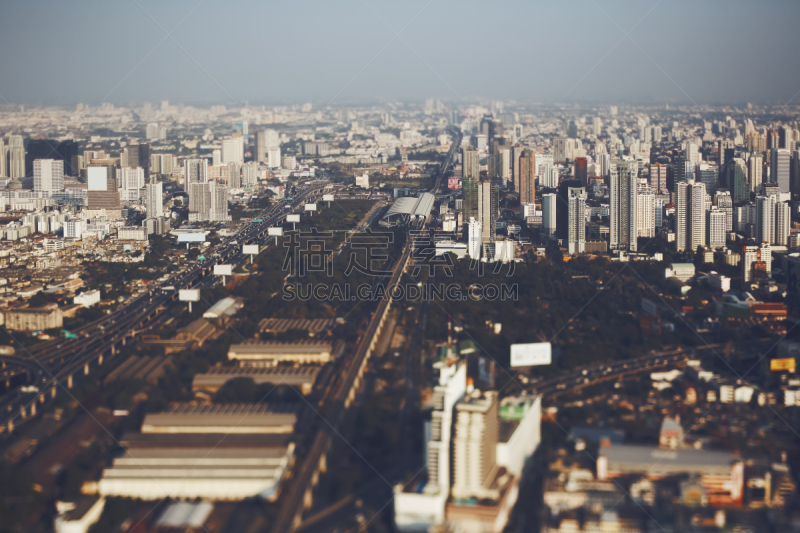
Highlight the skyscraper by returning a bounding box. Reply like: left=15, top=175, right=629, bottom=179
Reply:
left=146, top=180, right=164, bottom=218
left=519, top=150, right=535, bottom=205
left=755, top=195, right=776, bottom=245
left=567, top=186, right=586, bottom=255
left=771, top=148, right=791, bottom=193
left=574, top=156, right=588, bottom=186
left=8, top=135, right=25, bottom=179
left=87, top=165, right=121, bottom=210
left=610, top=160, right=639, bottom=252
left=125, top=143, right=150, bottom=178
left=776, top=201, right=790, bottom=247
left=227, top=162, right=243, bottom=188
left=650, top=163, right=668, bottom=194
left=117, top=167, right=145, bottom=202
left=748, top=154, right=763, bottom=193
left=222, top=137, right=244, bottom=165
left=478, top=180, right=498, bottom=244
left=462, top=148, right=480, bottom=181
left=637, top=180, right=655, bottom=238
left=0, top=138, right=5, bottom=177
left=542, top=193, right=557, bottom=236
left=706, top=208, right=726, bottom=249
left=676, top=180, right=706, bottom=253
left=189, top=181, right=229, bottom=222
left=33, top=159, right=64, bottom=194
left=467, top=217, right=482, bottom=259
left=695, top=163, right=718, bottom=195
left=451, top=392, right=499, bottom=500
left=462, top=178, right=479, bottom=235
left=184, top=159, right=208, bottom=184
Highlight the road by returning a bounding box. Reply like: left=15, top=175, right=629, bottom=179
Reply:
left=269, top=131, right=460, bottom=533
left=0, top=183, right=329, bottom=432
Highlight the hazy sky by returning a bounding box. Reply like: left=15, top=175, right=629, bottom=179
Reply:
left=2, top=0, right=800, bottom=107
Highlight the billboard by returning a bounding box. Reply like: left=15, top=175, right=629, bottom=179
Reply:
left=179, top=289, right=200, bottom=302
left=287, top=214, right=300, bottom=223
left=87, top=166, right=109, bottom=191
left=304, top=203, right=317, bottom=211
left=213, top=265, right=232, bottom=276
left=268, top=227, right=284, bottom=236
left=510, top=342, right=552, bottom=367
left=177, top=232, right=207, bottom=243
left=642, top=298, right=657, bottom=316
left=322, top=194, right=335, bottom=202
left=242, top=244, right=259, bottom=255
left=770, top=358, right=796, bottom=372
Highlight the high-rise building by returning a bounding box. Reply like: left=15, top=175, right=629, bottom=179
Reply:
left=676, top=180, right=706, bottom=253
left=87, top=165, right=121, bottom=210
left=227, top=162, right=243, bottom=188
left=743, top=242, right=771, bottom=282
left=125, top=143, right=150, bottom=177
left=184, top=159, right=208, bottom=184
left=542, top=193, right=557, bottom=236
left=748, top=154, right=763, bottom=193
left=567, top=186, right=586, bottom=255
left=511, top=144, right=524, bottom=192
left=723, top=159, right=749, bottom=203
left=478, top=180, right=498, bottom=244
left=0, top=138, right=5, bottom=177
left=755, top=195, right=776, bottom=245
left=637, top=180, right=655, bottom=239
left=519, top=150, right=535, bottom=205
left=610, top=160, right=639, bottom=252
left=695, top=163, right=718, bottom=195
left=146, top=180, right=164, bottom=218
left=242, top=162, right=258, bottom=188
left=188, top=181, right=228, bottom=222
left=776, top=201, right=790, bottom=247
left=557, top=179, right=582, bottom=242
left=467, top=217, right=482, bottom=259
left=8, top=135, right=25, bottom=178
left=574, top=156, right=588, bottom=186
left=463, top=148, right=480, bottom=181
left=713, top=191, right=733, bottom=233
left=771, top=148, right=791, bottom=193
left=650, top=163, right=668, bottom=194
left=451, top=392, right=499, bottom=501
left=117, top=167, right=145, bottom=202
left=33, top=159, right=64, bottom=194
left=222, top=137, right=244, bottom=165
left=706, top=208, right=726, bottom=249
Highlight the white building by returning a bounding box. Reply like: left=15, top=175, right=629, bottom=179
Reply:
left=64, top=220, right=83, bottom=239
left=468, top=217, right=482, bottom=259
left=355, top=172, right=370, bottom=188
left=34, top=159, right=65, bottom=194
left=636, top=180, right=655, bottom=238
left=117, top=167, right=145, bottom=202
left=118, top=226, right=147, bottom=241
left=74, top=289, right=101, bottom=307
left=188, top=181, right=229, bottom=222
left=706, top=208, right=726, bottom=249
left=610, top=160, right=639, bottom=252
left=146, top=180, right=164, bottom=218
left=184, top=159, right=208, bottom=184
left=707, top=271, right=730, bottom=292
left=222, top=137, right=244, bottom=165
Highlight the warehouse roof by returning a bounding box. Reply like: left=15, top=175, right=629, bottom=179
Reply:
left=141, top=403, right=297, bottom=434
left=600, top=444, right=739, bottom=476
left=229, top=340, right=332, bottom=355
left=382, top=192, right=435, bottom=221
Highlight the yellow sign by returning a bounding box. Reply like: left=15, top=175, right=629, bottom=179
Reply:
left=770, top=358, right=796, bottom=372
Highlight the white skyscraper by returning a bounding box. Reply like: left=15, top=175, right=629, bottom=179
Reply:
left=184, top=159, right=208, bottom=184
left=117, top=167, right=145, bottom=202
left=467, top=218, right=482, bottom=259
left=8, top=135, right=25, bottom=179
left=0, top=138, right=6, bottom=177
left=776, top=201, right=790, bottom=247
left=33, top=159, right=64, bottom=194
left=676, top=180, right=707, bottom=252
left=542, top=194, right=557, bottom=236
left=451, top=392, right=499, bottom=500
left=636, top=180, right=655, bottom=238
left=755, top=195, right=776, bottom=245
left=771, top=148, right=791, bottom=193
left=242, top=162, right=258, bottom=188
left=146, top=180, right=164, bottom=218
left=706, top=208, right=726, bottom=249
left=188, top=181, right=229, bottom=222
left=222, top=137, right=244, bottom=165
left=748, top=154, right=763, bottom=193
left=462, top=148, right=480, bottom=180
left=610, top=160, right=639, bottom=252
left=567, top=187, right=586, bottom=255
left=227, top=162, right=243, bottom=188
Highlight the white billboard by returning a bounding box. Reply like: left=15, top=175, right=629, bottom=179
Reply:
left=179, top=289, right=200, bottom=302
left=286, top=214, right=300, bottom=223
left=268, top=227, right=284, bottom=236
left=322, top=194, right=335, bottom=202
left=304, top=203, right=317, bottom=212
left=87, top=166, right=109, bottom=191
left=510, top=342, right=552, bottom=367
left=177, top=232, right=207, bottom=243
left=214, top=265, right=232, bottom=276
left=242, top=244, right=259, bottom=255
